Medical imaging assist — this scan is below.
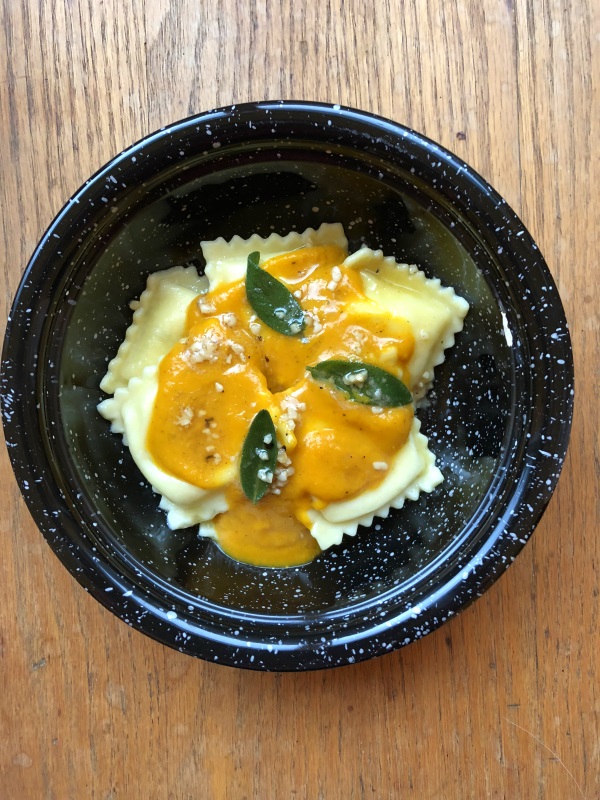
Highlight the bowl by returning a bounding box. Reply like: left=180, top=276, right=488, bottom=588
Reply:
left=1, top=101, right=574, bottom=670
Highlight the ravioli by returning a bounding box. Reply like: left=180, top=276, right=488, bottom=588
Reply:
left=98, top=224, right=468, bottom=566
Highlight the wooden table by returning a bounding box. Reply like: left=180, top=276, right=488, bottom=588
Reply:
left=1, top=2, right=597, bottom=797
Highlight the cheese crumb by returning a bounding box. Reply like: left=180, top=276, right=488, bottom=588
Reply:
left=281, top=396, right=306, bottom=421
left=222, top=312, right=237, bottom=327
left=373, top=461, right=388, bottom=470
left=303, top=310, right=324, bottom=334
left=199, top=301, right=216, bottom=314
left=277, top=447, right=292, bottom=466
left=176, top=407, right=194, bottom=427
left=229, top=341, right=247, bottom=363
left=257, top=468, right=274, bottom=483
left=343, top=369, right=368, bottom=387
left=184, top=330, right=222, bottom=363
left=215, top=382, right=224, bottom=392
left=327, top=265, right=342, bottom=292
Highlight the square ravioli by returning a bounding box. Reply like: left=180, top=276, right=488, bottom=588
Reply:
left=98, top=224, right=468, bottom=566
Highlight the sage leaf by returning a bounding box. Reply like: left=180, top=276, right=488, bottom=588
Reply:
left=240, top=409, right=278, bottom=503
left=245, top=251, right=306, bottom=336
left=307, top=359, right=412, bottom=407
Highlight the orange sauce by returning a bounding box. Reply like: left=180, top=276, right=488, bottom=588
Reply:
left=146, top=245, right=415, bottom=566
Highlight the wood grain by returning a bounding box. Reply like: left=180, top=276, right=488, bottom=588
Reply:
left=1, top=1, right=598, bottom=797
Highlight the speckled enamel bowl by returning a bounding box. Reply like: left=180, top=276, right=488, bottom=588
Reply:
left=1, top=102, right=573, bottom=670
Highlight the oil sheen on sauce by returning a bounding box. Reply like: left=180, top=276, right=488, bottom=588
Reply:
left=146, top=245, right=415, bottom=567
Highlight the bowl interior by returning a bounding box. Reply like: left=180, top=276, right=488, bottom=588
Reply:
left=55, top=140, right=512, bottom=617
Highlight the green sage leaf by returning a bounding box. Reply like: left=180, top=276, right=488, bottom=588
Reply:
left=240, top=409, right=278, bottom=503
left=307, top=359, right=412, bottom=407
left=245, top=251, right=306, bottom=336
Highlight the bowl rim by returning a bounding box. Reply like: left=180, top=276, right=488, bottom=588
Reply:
left=1, top=100, right=574, bottom=670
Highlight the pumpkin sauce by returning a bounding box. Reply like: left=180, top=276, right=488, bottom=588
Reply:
left=146, top=245, right=415, bottom=567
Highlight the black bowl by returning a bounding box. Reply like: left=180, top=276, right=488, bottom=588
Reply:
left=1, top=101, right=573, bottom=670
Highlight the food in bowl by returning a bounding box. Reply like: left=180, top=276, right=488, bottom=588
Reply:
left=98, top=222, right=468, bottom=567
left=1, top=101, right=574, bottom=668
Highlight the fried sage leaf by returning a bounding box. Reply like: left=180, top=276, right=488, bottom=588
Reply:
left=245, top=251, right=305, bottom=336
left=240, top=409, right=278, bottom=503
left=307, top=359, right=412, bottom=407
